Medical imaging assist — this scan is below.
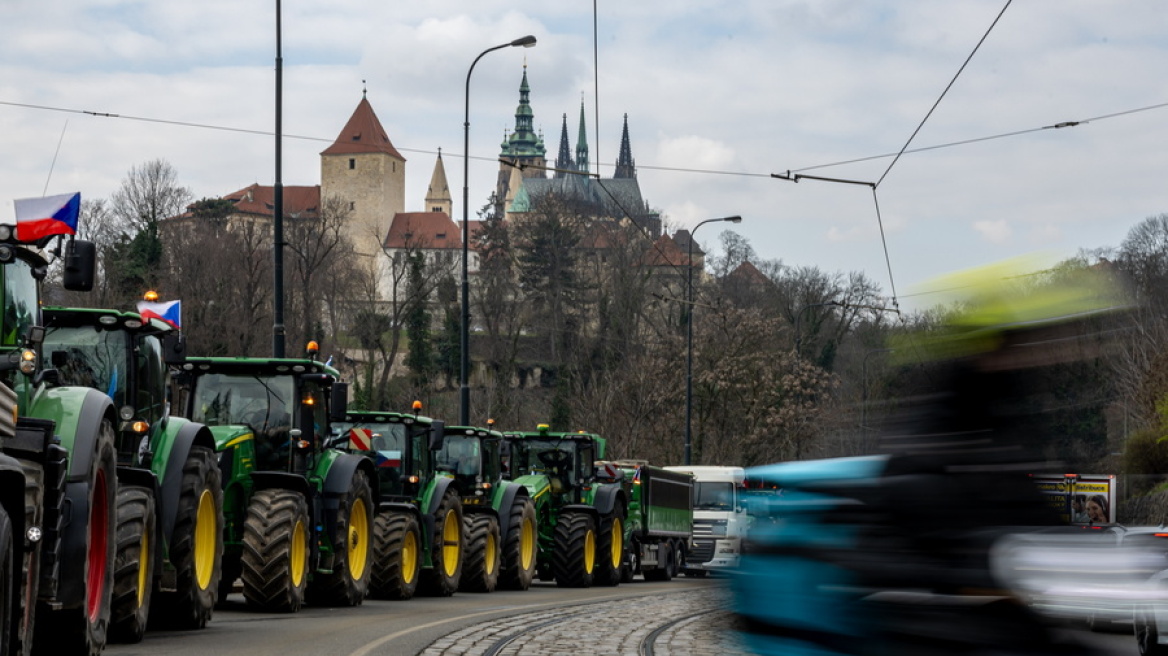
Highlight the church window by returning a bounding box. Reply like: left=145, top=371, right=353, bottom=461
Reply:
left=349, top=202, right=355, bottom=211
left=349, top=158, right=355, bottom=170
left=432, top=206, right=441, bottom=213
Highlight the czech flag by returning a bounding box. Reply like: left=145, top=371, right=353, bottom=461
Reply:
left=14, top=192, right=81, bottom=241
left=375, top=450, right=402, bottom=468
left=137, top=299, right=181, bottom=329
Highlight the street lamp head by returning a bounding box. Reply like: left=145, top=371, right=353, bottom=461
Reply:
left=723, top=215, right=743, bottom=224
left=511, top=35, right=538, bottom=48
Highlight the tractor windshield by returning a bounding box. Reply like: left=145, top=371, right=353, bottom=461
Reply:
left=511, top=438, right=592, bottom=496
left=43, top=324, right=130, bottom=408
left=190, top=372, right=294, bottom=463
left=436, top=435, right=481, bottom=478
left=1, top=258, right=38, bottom=349
left=332, top=420, right=411, bottom=496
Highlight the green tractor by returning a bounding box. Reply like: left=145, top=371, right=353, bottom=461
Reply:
left=502, top=425, right=628, bottom=588
left=330, top=407, right=464, bottom=599
left=0, top=227, right=123, bottom=655
left=172, top=346, right=376, bottom=612
left=434, top=423, right=537, bottom=592
left=41, top=307, right=225, bottom=641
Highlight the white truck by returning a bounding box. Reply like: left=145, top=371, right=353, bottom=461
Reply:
left=664, top=465, right=748, bottom=574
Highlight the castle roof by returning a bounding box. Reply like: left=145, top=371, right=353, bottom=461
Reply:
left=223, top=183, right=321, bottom=218
left=383, top=212, right=459, bottom=249
left=322, top=96, right=405, bottom=160
left=638, top=233, right=691, bottom=268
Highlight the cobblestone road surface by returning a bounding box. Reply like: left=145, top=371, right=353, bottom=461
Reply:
left=418, top=585, right=753, bottom=656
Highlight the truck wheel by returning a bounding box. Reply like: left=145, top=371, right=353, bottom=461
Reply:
left=38, top=418, right=117, bottom=656
left=154, top=446, right=223, bottom=629
left=370, top=510, right=420, bottom=600
left=241, top=489, right=310, bottom=612
left=593, top=505, right=625, bottom=587
left=419, top=492, right=463, bottom=597
left=644, top=541, right=674, bottom=582
left=459, top=514, right=500, bottom=593
left=499, top=498, right=536, bottom=591
left=309, top=470, right=373, bottom=606
left=553, top=512, right=596, bottom=588
left=109, top=486, right=155, bottom=643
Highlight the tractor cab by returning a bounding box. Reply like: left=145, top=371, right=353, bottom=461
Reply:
left=504, top=426, right=604, bottom=503
left=435, top=426, right=502, bottom=502
left=177, top=353, right=346, bottom=475
left=331, top=409, right=443, bottom=503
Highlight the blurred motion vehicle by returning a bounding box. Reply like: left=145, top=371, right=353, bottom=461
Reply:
left=665, top=465, right=746, bottom=574
left=732, top=258, right=1127, bottom=656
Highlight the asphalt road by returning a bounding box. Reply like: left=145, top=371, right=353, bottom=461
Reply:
left=106, top=577, right=716, bottom=656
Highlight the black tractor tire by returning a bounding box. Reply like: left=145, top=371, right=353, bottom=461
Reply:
left=499, top=498, right=537, bottom=591
left=36, top=418, right=117, bottom=656
left=308, top=469, right=373, bottom=606
left=418, top=492, right=463, bottom=597
left=153, top=446, right=223, bottom=629
left=369, top=511, right=421, bottom=600
left=459, top=514, right=500, bottom=593
left=241, top=489, right=311, bottom=612
left=593, top=505, right=626, bottom=587
left=109, top=487, right=155, bottom=643
left=553, top=512, right=596, bottom=588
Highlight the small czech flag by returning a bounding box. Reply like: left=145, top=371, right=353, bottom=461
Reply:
left=13, top=192, right=81, bottom=241
left=375, top=450, right=402, bottom=468
left=348, top=428, right=372, bottom=452
left=137, top=299, right=182, bottom=329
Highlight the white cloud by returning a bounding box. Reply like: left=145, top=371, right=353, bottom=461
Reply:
left=974, top=219, right=1013, bottom=244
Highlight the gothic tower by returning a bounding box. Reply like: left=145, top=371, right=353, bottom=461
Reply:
left=320, top=93, right=406, bottom=260
left=425, top=150, right=452, bottom=216
left=496, top=66, right=547, bottom=207
left=554, top=113, right=574, bottom=178
left=574, top=100, right=590, bottom=177
left=614, top=114, right=637, bottom=179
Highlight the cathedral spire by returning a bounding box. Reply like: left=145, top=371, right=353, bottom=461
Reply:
left=614, top=113, right=637, bottom=179
left=575, top=98, right=589, bottom=177
left=499, top=65, right=546, bottom=162
left=554, top=113, right=573, bottom=178
left=425, top=148, right=452, bottom=216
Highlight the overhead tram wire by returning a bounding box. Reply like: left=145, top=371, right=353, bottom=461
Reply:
left=770, top=0, right=1013, bottom=315
left=4, top=96, right=1168, bottom=182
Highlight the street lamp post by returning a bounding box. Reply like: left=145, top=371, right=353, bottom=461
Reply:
left=685, top=215, right=742, bottom=466
left=461, top=35, right=537, bottom=427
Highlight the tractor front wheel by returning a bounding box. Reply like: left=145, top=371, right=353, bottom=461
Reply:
left=241, top=489, right=310, bottom=612
left=109, top=486, right=155, bottom=643
left=499, top=499, right=536, bottom=591
left=593, top=505, right=625, bottom=587
left=309, top=470, right=373, bottom=606
left=418, top=492, right=463, bottom=597
left=459, top=514, right=499, bottom=593
left=370, top=511, right=420, bottom=600
left=553, top=512, right=596, bottom=588
left=154, top=446, right=223, bottom=629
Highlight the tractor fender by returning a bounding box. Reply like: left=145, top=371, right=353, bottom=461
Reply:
left=591, top=484, right=626, bottom=517
left=320, top=452, right=377, bottom=548
left=54, top=393, right=117, bottom=609
left=494, top=483, right=527, bottom=549
left=29, top=387, right=115, bottom=483
left=154, top=419, right=215, bottom=546
left=421, top=477, right=458, bottom=547
left=377, top=500, right=421, bottom=522
left=250, top=471, right=313, bottom=500
left=561, top=503, right=598, bottom=519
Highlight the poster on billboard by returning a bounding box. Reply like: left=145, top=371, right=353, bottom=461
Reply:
left=1030, top=473, right=1116, bottom=525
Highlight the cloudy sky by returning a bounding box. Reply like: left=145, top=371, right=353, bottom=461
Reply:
left=2, top=1, right=1165, bottom=308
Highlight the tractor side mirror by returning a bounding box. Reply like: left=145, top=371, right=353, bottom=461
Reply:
left=63, top=239, right=96, bottom=292
left=162, top=333, right=187, bottom=365
left=329, top=382, right=348, bottom=421
left=428, top=420, right=445, bottom=451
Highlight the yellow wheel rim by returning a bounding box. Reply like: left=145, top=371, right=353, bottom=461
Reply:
left=519, top=516, right=536, bottom=571
left=485, top=529, right=497, bottom=576
left=402, top=529, right=418, bottom=584
left=291, top=519, right=307, bottom=588
left=137, top=525, right=150, bottom=606
left=610, top=518, right=623, bottom=569
left=348, top=498, right=369, bottom=580
left=194, top=489, right=217, bottom=590
left=583, top=528, right=596, bottom=574
left=441, top=511, right=460, bottom=578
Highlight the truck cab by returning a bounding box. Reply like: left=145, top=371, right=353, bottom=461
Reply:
left=664, top=465, right=748, bottom=573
